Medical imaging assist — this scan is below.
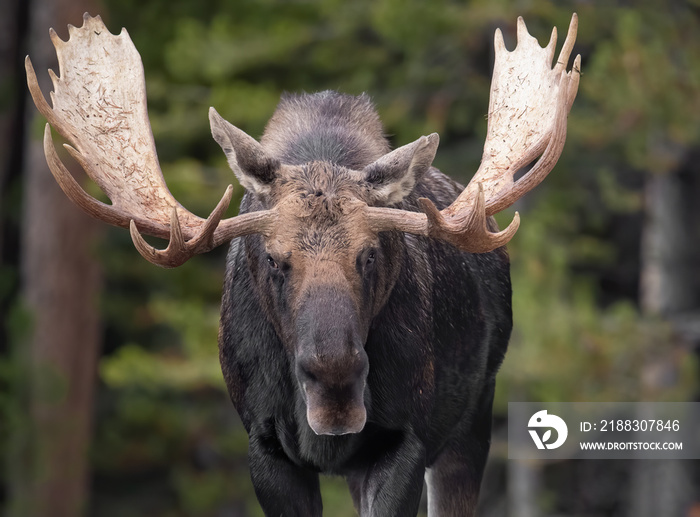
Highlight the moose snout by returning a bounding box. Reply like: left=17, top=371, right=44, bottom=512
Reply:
left=296, top=348, right=369, bottom=436
left=294, top=283, right=370, bottom=435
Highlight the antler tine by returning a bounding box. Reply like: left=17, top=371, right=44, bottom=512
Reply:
left=129, top=185, right=235, bottom=268
left=26, top=57, right=62, bottom=132
left=555, top=13, right=579, bottom=75
left=418, top=183, right=521, bottom=252
left=27, top=13, right=276, bottom=267
left=364, top=14, right=581, bottom=254
left=130, top=207, right=192, bottom=268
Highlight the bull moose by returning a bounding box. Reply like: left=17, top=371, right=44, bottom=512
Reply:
left=26, top=12, right=580, bottom=517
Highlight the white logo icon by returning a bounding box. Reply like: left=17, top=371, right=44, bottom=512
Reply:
left=528, top=410, right=568, bottom=449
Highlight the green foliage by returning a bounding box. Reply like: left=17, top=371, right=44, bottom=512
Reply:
left=101, top=296, right=223, bottom=392
left=497, top=204, right=696, bottom=406
left=0, top=301, right=34, bottom=499
left=576, top=3, right=700, bottom=173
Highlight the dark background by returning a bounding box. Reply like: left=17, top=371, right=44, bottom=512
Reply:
left=1, top=0, right=699, bottom=515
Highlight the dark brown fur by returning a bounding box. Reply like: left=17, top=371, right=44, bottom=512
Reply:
left=216, top=91, right=512, bottom=516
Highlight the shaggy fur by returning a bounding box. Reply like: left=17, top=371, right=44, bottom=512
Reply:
left=216, top=91, right=512, bottom=516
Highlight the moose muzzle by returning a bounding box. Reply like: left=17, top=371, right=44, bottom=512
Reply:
left=294, top=285, right=369, bottom=436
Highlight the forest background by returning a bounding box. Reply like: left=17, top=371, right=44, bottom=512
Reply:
left=1, top=0, right=699, bottom=515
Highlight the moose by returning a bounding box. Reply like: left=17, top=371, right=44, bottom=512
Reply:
left=26, top=13, right=580, bottom=516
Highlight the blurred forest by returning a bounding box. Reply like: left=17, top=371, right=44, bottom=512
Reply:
left=1, top=0, right=699, bottom=516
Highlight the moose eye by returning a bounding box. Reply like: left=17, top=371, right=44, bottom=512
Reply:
left=366, top=250, right=376, bottom=267
left=267, top=256, right=279, bottom=270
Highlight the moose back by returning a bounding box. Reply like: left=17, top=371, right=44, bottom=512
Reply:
left=26, top=12, right=580, bottom=516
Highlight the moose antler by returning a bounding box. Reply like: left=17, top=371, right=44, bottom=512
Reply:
left=26, top=13, right=276, bottom=267
left=28, top=13, right=579, bottom=265
left=366, top=14, right=581, bottom=252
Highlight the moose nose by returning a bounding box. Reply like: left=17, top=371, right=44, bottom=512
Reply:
left=296, top=349, right=369, bottom=436
left=296, top=346, right=368, bottom=388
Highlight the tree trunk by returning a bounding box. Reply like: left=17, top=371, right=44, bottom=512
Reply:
left=9, top=1, right=102, bottom=516
left=507, top=459, right=540, bottom=517
left=640, top=171, right=697, bottom=316
left=633, top=161, right=700, bottom=516
left=0, top=0, right=23, bottom=207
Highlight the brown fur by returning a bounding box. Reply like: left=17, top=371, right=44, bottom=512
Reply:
left=216, top=91, right=513, bottom=516
left=261, top=91, right=390, bottom=168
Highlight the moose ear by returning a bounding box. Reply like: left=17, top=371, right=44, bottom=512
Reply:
left=364, top=133, right=439, bottom=205
left=209, top=107, right=280, bottom=195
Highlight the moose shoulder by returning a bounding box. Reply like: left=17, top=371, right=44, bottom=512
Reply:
left=27, top=13, right=580, bottom=517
